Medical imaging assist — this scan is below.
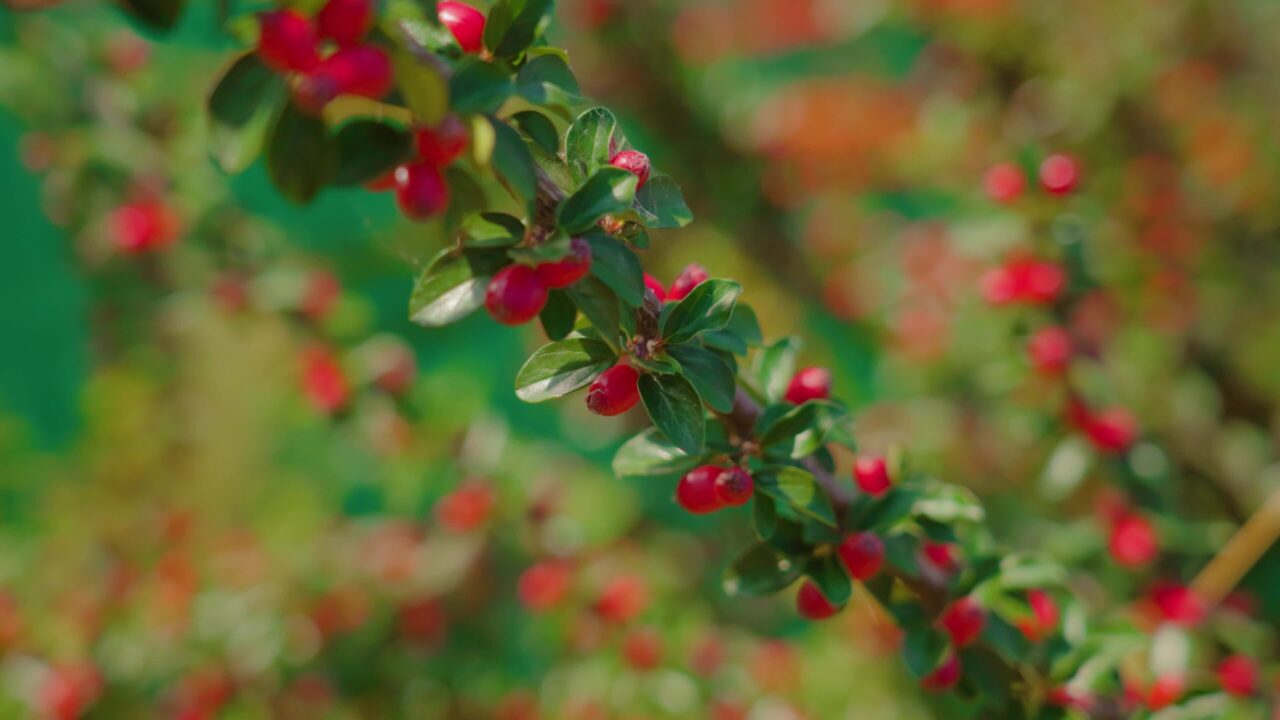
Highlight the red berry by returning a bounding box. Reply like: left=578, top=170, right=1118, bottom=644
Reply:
left=667, top=263, right=708, bottom=301
left=485, top=264, right=548, bottom=326
left=301, top=346, right=349, bottom=415
left=920, top=653, right=960, bottom=692
left=585, top=364, right=640, bottom=416
left=837, top=533, right=884, bottom=580
left=257, top=10, right=320, bottom=74
left=983, top=162, right=1025, bottom=204
left=397, top=596, right=446, bottom=644
left=1027, top=326, right=1072, bottom=375
left=852, top=455, right=891, bottom=496
left=535, top=237, right=592, bottom=288
left=1217, top=654, right=1258, bottom=697
left=436, top=483, right=495, bottom=532
left=394, top=162, right=450, bottom=220
left=517, top=561, right=572, bottom=612
left=317, top=44, right=394, bottom=100
left=1016, top=589, right=1059, bottom=642
left=980, top=265, right=1019, bottom=306
left=920, top=541, right=960, bottom=576
left=364, top=169, right=397, bottom=192
left=610, top=150, right=651, bottom=189
left=108, top=200, right=181, bottom=253
left=784, top=367, right=831, bottom=404
left=1046, top=686, right=1093, bottom=711
left=1083, top=407, right=1138, bottom=453
left=795, top=580, right=840, bottom=620
left=438, top=1, right=486, bottom=53
left=595, top=575, right=648, bottom=623
left=1019, top=260, right=1067, bottom=304
left=644, top=273, right=667, bottom=302
left=414, top=115, right=469, bottom=165
left=713, top=467, right=754, bottom=507
left=622, top=628, right=663, bottom=671
left=1146, top=674, right=1184, bottom=710
left=1109, top=512, right=1158, bottom=567
left=1040, top=153, right=1079, bottom=195
left=317, top=0, right=374, bottom=47
left=939, top=596, right=985, bottom=648
left=676, top=465, right=724, bottom=514
left=1148, top=582, right=1205, bottom=627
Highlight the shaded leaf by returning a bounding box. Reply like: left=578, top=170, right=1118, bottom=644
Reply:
left=511, top=110, right=559, bottom=154
left=538, top=290, right=576, bottom=340
left=613, top=427, right=705, bottom=479
left=566, top=277, right=621, bottom=348
left=490, top=117, right=537, bottom=210
left=660, top=279, right=742, bottom=344
left=632, top=175, right=693, bottom=228
left=565, top=107, right=617, bottom=183
left=756, top=466, right=836, bottom=527
left=723, top=543, right=805, bottom=597
left=207, top=52, right=283, bottom=173
left=639, top=373, right=705, bottom=455
left=557, top=167, right=638, bottom=234
left=667, top=344, right=735, bottom=413
left=514, top=338, right=615, bottom=402
left=449, top=58, right=514, bottom=115
left=334, top=120, right=413, bottom=186
left=582, top=232, right=644, bottom=307
left=266, top=101, right=337, bottom=204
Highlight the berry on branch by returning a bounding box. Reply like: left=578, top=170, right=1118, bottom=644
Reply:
left=438, top=1, right=487, bottom=54
left=852, top=455, right=891, bottom=496
left=610, top=150, right=651, bottom=189
left=784, top=367, right=832, bottom=404
left=535, top=237, right=592, bottom=289
left=485, top=264, right=548, bottom=326
left=795, top=580, right=840, bottom=620
left=837, top=532, right=884, bottom=580
left=677, top=465, right=724, bottom=514
left=394, top=162, right=450, bottom=220
left=713, top=467, right=754, bottom=507
left=585, top=364, right=640, bottom=416
left=667, top=263, right=708, bottom=302
left=316, top=0, right=374, bottom=47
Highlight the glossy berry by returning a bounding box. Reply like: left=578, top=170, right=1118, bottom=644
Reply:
left=676, top=465, right=724, bottom=514
left=415, top=115, right=469, bottom=165
left=852, top=455, right=891, bottom=496
left=784, top=367, right=832, bottom=404
left=1109, top=512, right=1158, bottom=567
left=920, top=653, right=960, bottom=692
left=1148, top=582, right=1205, bottom=627
left=585, top=364, right=641, bottom=416
left=644, top=273, right=667, bottom=302
left=317, top=0, right=374, bottom=47
left=394, top=162, right=450, bottom=220
left=1146, top=674, right=1184, bottom=710
left=257, top=10, right=320, bottom=74
left=485, top=264, right=548, bottom=325
left=837, top=532, right=884, bottom=580
left=939, top=596, right=986, bottom=648
left=622, top=628, right=663, bottom=671
left=1017, top=589, right=1060, bottom=642
left=436, top=483, right=495, bottom=532
left=1083, top=407, right=1138, bottom=453
left=983, top=162, right=1025, bottom=204
left=535, top=237, right=592, bottom=288
left=668, top=263, right=708, bottom=301
left=1040, top=153, right=1079, bottom=195
left=438, top=1, right=486, bottom=53
left=610, top=150, right=651, bottom=189
left=1217, top=654, right=1258, bottom=697
left=1027, top=326, right=1073, bottom=375
left=713, top=467, right=754, bottom=507
left=301, top=346, right=349, bottom=415
left=517, top=561, right=572, bottom=612
left=795, top=580, right=840, bottom=620
left=108, top=201, right=181, bottom=253
left=595, top=575, right=648, bottom=623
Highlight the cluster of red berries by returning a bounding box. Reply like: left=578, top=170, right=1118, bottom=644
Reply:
left=983, top=153, right=1080, bottom=204
left=980, top=256, right=1066, bottom=306
left=107, top=199, right=181, bottom=254
left=675, top=465, right=754, bottom=513
left=370, top=115, right=470, bottom=221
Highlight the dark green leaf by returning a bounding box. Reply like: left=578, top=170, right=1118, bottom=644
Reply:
left=631, top=354, right=680, bottom=375
left=902, top=626, right=949, bottom=678
left=514, top=338, right=615, bottom=402
left=449, top=58, right=514, bottom=115
left=539, top=290, right=576, bottom=340
left=515, top=54, right=580, bottom=109
left=557, top=167, right=638, bottom=234
left=566, top=278, right=621, bottom=348
left=723, top=543, right=805, bottom=597
left=490, top=117, right=537, bottom=210
left=807, top=554, right=852, bottom=606
left=511, top=110, right=559, bottom=154
left=756, top=466, right=836, bottom=528
left=408, top=249, right=506, bottom=327
left=638, top=373, right=705, bottom=455
left=667, top=344, right=735, bottom=413
left=632, top=175, right=693, bottom=229
left=462, top=213, right=525, bottom=248
left=613, top=427, right=704, bottom=479
left=758, top=399, right=850, bottom=459
left=392, top=50, right=448, bottom=124
left=334, top=120, right=413, bottom=186
left=853, top=487, right=921, bottom=533
left=581, top=232, right=644, bottom=307
left=207, top=52, right=283, bottom=173
left=483, top=0, right=554, bottom=57
left=565, top=107, right=618, bottom=184
left=267, top=102, right=337, bottom=204
left=119, top=0, right=186, bottom=30
left=979, top=615, right=1033, bottom=664
left=660, top=279, right=742, bottom=345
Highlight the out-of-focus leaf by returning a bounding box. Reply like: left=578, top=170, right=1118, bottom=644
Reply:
left=333, top=120, right=413, bottom=186
left=266, top=101, right=337, bottom=204
left=723, top=543, right=805, bottom=597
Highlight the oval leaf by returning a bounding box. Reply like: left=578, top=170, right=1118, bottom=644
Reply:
left=582, top=232, right=644, bottom=307
left=613, top=427, right=704, bottom=479
left=408, top=250, right=506, bottom=327
left=660, top=279, right=742, bottom=345
left=565, top=107, right=618, bottom=183
left=638, top=373, right=705, bottom=455
left=514, top=338, right=616, bottom=403
left=334, top=120, right=413, bottom=186
left=723, top=543, right=805, bottom=597
left=667, top=344, right=735, bottom=413
left=267, top=101, right=337, bottom=204
left=557, top=167, right=638, bottom=234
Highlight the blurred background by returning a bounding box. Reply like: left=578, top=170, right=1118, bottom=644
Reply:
left=4, top=0, right=1280, bottom=717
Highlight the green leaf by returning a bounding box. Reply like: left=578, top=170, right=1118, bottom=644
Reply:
left=756, top=466, right=836, bottom=528
left=527, top=138, right=575, bottom=191
left=631, top=354, right=680, bottom=375
left=632, top=175, right=694, bottom=229
left=557, top=167, right=638, bottom=234
left=752, top=337, right=802, bottom=403
left=660, top=279, right=742, bottom=345
left=408, top=249, right=507, bottom=327
left=391, top=50, right=448, bottom=125
left=564, top=107, right=618, bottom=184
left=514, top=338, right=616, bottom=403
left=914, top=481, right=986, bottom=524
left=333, top=120, right=414, bottom=186
left=511, top=110, right=559, bottom=155
left=807, top=554, right=853, bottom=606
left=483, top=0, right=554, bottom=57
left=119, top=0, right=186, bottom=30
left=613, top=427, right=704, bottom=479
left=980, top=615, right=1033, bottom=665
left=723, top=543, right=805, bottom=597
left=901, top=625, right=949, bottom=678
left=515, top=54, right=580, bottom=109
left=207, top=52, right=283, bottom=173
left=266, top=102, right=338, bottom=204
left=758, top=400, right=850, bottom=459
left=638, top=373, right=705, bottom=455
left=507, top=230, right=571, bottom=264
left=461, top=213, right=525, bottom=248
left=667, top=344, right=735, bottom=413
left=581, top=232, right=644, bottom=307
left=703, top=303, right=764, bottom=356
left=566, top=277, right=621, bottom=348
left=539, top=290, right=576, bottom=340
left=490, top=117, right=537, bottom=210
left=449, top=58, right=515, bottom=115
left=852, top=487, right=921, bottom=533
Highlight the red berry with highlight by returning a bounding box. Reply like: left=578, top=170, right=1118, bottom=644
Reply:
left=1148, top=582, right=1205, bottom=627
left=984, top=162, right=1025, bottom=204
left=485, top=264, right=548, bottom=326
left=317, top=0, right=374, bottom=47
left=795, top=580, right=840, bottom=620
left=677, top=465, right=724, bottom=514
left=585, top=364, right=640, bottom=416
left=837, top=532, right=884, bottom=580
left=438, top=1, right=487, bottom=53
left=921, top=653, right=960, bottom=692
left=1109, top=512, right=1158, bottom=567
left=1217, top=654, right=1257, bottom=697
left=1027, top=326, right=1072, bottom=375
left=784, top=367, right=831, bottom=404
left=535, top=237, right=592, bottom=288
left=1040, top=153, right=1079, bottom=195
left=610, top=150, right=651, bottom=189
left=713, top=467, right=754, bottom=507
left=852, top=455, right=891, bottom=496
left=395, top=162, right=450, bottom=220
left=108, top=200, right=181, bottom=253
left=668, top=263, right=708, bottom=301
left=257, top=10, right=320, bottom=74
left=939, top=596, right=986, bottom=648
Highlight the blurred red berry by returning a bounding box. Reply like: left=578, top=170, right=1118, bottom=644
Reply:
left=394, top=162, right=450, bottom=220
left=784, top=367, right=831, bottom=404
left=1148, top=582, right=1205, bottom=627
left=983, top=162, right=1025, bottom=203
left=622, top=628, right=663, bottom=671
left=1027, top=326, right=1073, bottom=375
left=535, top=237, right=592, bottom=288
left=1083, top=407, right=1138, bottom=453
left=595, top=575, right=648, bottom=623
left=838, top=533, right=884, bottom=580
left=257, top=10, right=320, bottom=74
left=415, top=115, right=469, bottom=165
left=1217, top=654, right=1257, bottom=697
left=1109, top=512, right=1158, bottom=567
left=920, top=653, right=960, bottom=692
left=609, top=150, right=651, bottom=189
left=436, top=483, right=495, bottom=532
left=397, top=596, right=447, bottom=645
left=301, top=269, right=341, bottom=321
left=586, top=364, right=640, bottom=416
left=676, top=465, right=724, bottom=514
left=438, top=1, right=486, bottom=53
left=919, top=541, right=960, bottom=576
left=314, top=44, right=394, bottom=101
left=939, top=596, right=985, bottom=647
left=796, top=580, right=840, bottom=620
left=108, top=200, right=181, bottom=254
left=1146, top=674, right=1184, bottom=710
left=517, top=561, right=572, bottom=612
left=1040, top=153, right=1079, bottom=195
left=301, top=346, right=349, bottom=415
left=317, top=0, right=374, bottom=47
left=1019, top=260, right=1067, bottom=304
left=714, top=467, right=754, bottom=507
left=852, top=455, right=891, bottom=496
left=1016, top=589, right=1060, bottom=642
left=643, top=273, right=667, bottom=302
left=667, top=263, right=708, bottom=301
left=369, top=339, right=417, bottom=395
